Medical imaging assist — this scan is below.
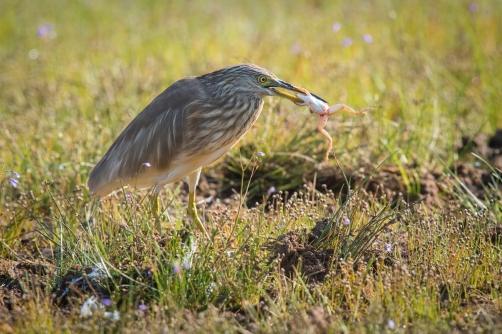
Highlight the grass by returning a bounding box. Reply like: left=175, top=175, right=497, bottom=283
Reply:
left=1, top=0, right=502, bottom=332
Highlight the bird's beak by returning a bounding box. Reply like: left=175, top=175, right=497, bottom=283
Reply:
left=268, top=79, right=329, bottom=105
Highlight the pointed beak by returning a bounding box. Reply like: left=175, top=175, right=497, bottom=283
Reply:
left=267, top=79, right=329, bottom=105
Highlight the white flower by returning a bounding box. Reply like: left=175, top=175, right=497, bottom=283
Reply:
left=81, top=296, right=101, bottom=317
left=80, top=296, right=119, bottom=321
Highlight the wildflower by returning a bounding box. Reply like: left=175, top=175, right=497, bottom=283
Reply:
left=80, top=296, right=100, bottom=317
left=183, top=261, right=192, bottom=270
left=385, top=243, right=392, bottom=252
left=142, top=162, right=151, bottom=167
left=362, top=33, right=373, bottom=44
left=387, top=319, right=395, bottom=329
left=125, top=194, right=132, bottom=199
left=267, top=186, right=276, bottom=195
left=9, top=178, right=18, bottom=188
left=12, top=171, right=20, bottom=178
left=106, top=310, right=120, bottom=321
left=342, top=37, right=352, bottom=47
left=344, top=218, right=350, bottom=225
left=37, top=24, right=53, bottom=38
left=332, top=22, right=341, bottom=32
left=290, top=43, right=301, bottom=55
left=257, top=151, right=265, bottom=157
left=101, top=298, right=112, bottom=306
left=173, top=263, right=181, bottom=274
left=138, top=303, right=147, bottom=311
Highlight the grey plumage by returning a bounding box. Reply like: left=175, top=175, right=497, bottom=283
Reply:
left=87, top=63, right=295, bottom=197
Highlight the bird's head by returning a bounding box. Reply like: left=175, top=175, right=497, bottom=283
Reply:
left=199, top=63, right=328, bottom=104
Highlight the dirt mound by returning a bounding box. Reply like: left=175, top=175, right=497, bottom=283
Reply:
left=0, top=261, right=47, bottom=299
left=317, top=164, right=441, bottom=207
left=460, top=128, right=502, bottom=170
left=443, top=163, right=502, bottom=200
left=0, top=261, right=48, bottom=328
left=360, top=165, right=440, bottom=207
left=488, top=129, right=502, bottom=149
left=272, top=219, right=334, bottom=284
left=318, top=159, right=501, bottom=208
left=215, top=129, right=501, bottom=209
left=52, top=267, right=110, bottom=308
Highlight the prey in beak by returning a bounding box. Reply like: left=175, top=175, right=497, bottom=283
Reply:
left=268, top=79, right=329, bottom=105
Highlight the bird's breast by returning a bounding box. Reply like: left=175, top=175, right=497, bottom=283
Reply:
left=183, top=97, right=264, bottom=157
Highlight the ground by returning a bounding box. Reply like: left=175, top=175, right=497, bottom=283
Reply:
left=1, top=0, right=502, bottom=333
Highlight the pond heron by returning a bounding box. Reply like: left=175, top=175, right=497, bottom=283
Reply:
left=86, top=63, right=318, bottom=237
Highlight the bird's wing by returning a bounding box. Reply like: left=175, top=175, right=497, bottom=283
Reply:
left=86, top=77, right=208, bottom=197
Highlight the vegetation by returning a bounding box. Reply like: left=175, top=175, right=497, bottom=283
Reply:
left=1, top=0, right=501, bottom=332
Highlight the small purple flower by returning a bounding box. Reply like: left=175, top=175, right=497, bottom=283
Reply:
left=332, top=22, right=341, bottom=32
left=267, top=186, right=276, bottom=196
left=173, top=263, right=181, bottom=274
left=362, top=33, right=373, bottom=44
left=290, top=43, right=301, bottom=55
left=142, top=162, right=151, bottom=167
left=183, top=261, right=192, bottom=270
left=125, top=194, right=132, bottom=199
left=342, top=37, right=352, bottom=47
left=469, top=3, right=478, bottom=13
left=101, top=298, right=112, bottom=306
left=257, top=151, right=265, bottom=157
left=387, top=319, right=395, bottom=329
left=12, top=171, right=20, bottom=179
left=9, top=178, right=18, bottom=188
left=138, top=303, right=147, bottom=311
left=385, top=243, right=392, bottom=252
left=37, top=24, right=53, bottom=38
left=344, top=218, right=350, bottom=225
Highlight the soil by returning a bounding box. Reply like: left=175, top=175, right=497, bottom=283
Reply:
left=459, top=128, right=502, bottom=170
left=272, top=218, right=334, bottom=284
left=315, top=129, right=502, bottom=207
left=52, top=266, right=111, bottom=308
left=214, top=129, right=502, bottom=208
left=0, top=261, right=48, bottom=327
left=1, top=130, right=501, bottom=331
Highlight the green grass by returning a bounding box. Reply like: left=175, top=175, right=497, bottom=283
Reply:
left=1, top=0, right=502, bottom=332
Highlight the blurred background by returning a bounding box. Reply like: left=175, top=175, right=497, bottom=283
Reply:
left=0, top=0, right=501, bottom=201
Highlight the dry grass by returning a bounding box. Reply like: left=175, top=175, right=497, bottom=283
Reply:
left=1, top=0, right=502, bottom=332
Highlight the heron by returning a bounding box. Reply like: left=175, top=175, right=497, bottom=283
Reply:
left=86, top=63, right=326, bottom=237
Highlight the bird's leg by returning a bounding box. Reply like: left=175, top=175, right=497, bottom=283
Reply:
left=152, top=192, right=163, bottom=234
left=187, top=191, right=209, bottom=238
left=317, top=114, right=333, bottom=163
left=186, top=168, right=210, bottom=238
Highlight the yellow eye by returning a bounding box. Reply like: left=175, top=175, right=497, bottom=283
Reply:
left=259, top=76, right=267, bottom=83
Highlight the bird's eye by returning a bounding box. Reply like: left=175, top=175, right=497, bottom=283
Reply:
left=259, top=76, right=267, bottom=83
